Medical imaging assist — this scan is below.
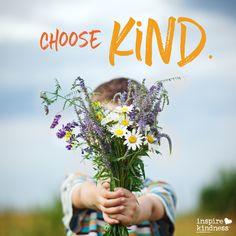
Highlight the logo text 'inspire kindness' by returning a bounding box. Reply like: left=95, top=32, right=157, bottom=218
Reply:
left=39, top=17, right=207, bottom=67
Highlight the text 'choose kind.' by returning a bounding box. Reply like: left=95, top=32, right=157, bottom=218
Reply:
left=39, top=17, right=208, bottom=67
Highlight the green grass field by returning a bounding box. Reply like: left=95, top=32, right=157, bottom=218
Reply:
left=0, top=212, right=64, bottom=236
left=0, top=211, right=235, bottom=236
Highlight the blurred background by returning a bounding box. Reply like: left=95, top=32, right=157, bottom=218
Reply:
left=0, top=0, right=236, bottom=235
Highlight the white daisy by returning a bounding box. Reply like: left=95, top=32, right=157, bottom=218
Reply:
left=101, top=111, right=120, bottom=126
left=144, top=133, right=158, bottom=152
left=124, top=129, right=143, bottom=150
left=119, top=117, right=133, bottom=127
left=115, top=105, right=133, bottom=114
left=110, top=124, right=127, bottom=138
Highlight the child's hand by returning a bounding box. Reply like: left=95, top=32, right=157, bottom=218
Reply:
left=95, top=182, right=140, bottom=226
left=108, top=187, right=141, bottom=226
left=95, top=182, right=124, bottom=224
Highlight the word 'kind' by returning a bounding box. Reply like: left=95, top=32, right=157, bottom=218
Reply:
left=110, top=17, right=206, bottom=67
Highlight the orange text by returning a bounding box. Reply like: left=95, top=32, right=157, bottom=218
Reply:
left=109, top=17, right=206, bottom=67
left=40, top=28, right=101, bottom=51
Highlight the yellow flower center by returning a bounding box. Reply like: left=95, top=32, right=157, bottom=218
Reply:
left=121, top=107, right=129, bottom=113
left=65, top=131, right=72, bottom=141
left=147, top=135, right=155, bottom=144
left=96, top=112, right=104, bottom=121
left=115, top=129, right=124, bottom=136
left=121, top=119, right=129, bottom=126
left=129, top=135, right=137, bottom=143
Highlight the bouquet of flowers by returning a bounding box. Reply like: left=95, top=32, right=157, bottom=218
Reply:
left=40, top=77, right=176, bottom=236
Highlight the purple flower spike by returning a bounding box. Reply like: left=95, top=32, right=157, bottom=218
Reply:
left=50, top=114, right=61, bottom=129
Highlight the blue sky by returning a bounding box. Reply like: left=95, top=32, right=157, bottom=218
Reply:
left=0, top=0, right=236, bottom=213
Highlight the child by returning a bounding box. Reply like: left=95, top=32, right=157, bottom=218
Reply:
left=61, top=78, right=177, bottom=236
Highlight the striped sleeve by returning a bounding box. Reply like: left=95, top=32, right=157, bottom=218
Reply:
left=60, top=173, right=94, bottom=235
left=143, top=179, right=177, bottom=235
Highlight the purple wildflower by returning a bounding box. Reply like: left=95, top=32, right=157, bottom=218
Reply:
left=149, top=85, right=156, bottom=93
left=50, top=114, right=61, bottom=129
left=78, top=77, right=86, bottom=90
left=138, top=116, right=146, bottom=134
left=56, top=129, right=66, bottom=138
left=94, top=122, right=103, bottom=137
left=64, top=121, right=78, bottom=131
left=153, top=102, right=162, bottom=113
left=55, top=121, right=79, bottom=148
left=142, top=96, right=152, bottom=112
left=128, top=107, right=137, bottom=121
left=82, top=112, right=104, bottom=138
left=148, top=83, right=163, bottom=99
left=66, top=144, right=72, bottom=150
left=147, top=113, right=155, bottom=124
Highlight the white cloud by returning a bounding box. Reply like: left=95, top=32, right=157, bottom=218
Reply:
left=0, top=16, right=49, bottom=42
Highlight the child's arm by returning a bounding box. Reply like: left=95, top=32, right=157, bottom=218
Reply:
left=135, top=193, right=165, bottom=223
